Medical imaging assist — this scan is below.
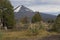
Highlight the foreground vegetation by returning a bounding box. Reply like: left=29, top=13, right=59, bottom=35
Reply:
left=0, top=29, right=59, bottom=40
left=0, top=22, right=60, bottom=40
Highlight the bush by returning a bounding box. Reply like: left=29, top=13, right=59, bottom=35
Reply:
left=32, top=12, right=41, bottom=23
left=39, top=24, right=45, bottom=30
left=27, top=24, right=39, bottom=36
left=52, top=14, right=60, bottom=32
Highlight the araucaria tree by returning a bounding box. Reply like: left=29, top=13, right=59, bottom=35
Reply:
left=52, top=14, right=60, bottom=32
left=32, top=12, right=41, bottom=23
left=0, top=0, right=15, bottom=29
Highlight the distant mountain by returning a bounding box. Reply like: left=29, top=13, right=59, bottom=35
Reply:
left=14, top=5, right=35, bottom=21
left=40, top=13, right=57, bottom=21
left=14, top=5, right=57, bottom=22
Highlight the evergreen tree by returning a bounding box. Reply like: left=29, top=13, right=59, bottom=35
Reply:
left=32, top=12, right=41, bottom=23
left=52, top=14, right=60, bottom=32
left=0, top=0, right=15, bottom=29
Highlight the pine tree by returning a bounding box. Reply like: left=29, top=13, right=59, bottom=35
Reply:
left=0, top=0, right=15, bottom=29
left=52, top=14, right=60, bottom=32
left=32, top=12, right=41, bottom=23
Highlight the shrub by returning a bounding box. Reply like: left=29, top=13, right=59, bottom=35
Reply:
left=39, top=24, right=43, bottom=29
left=27, top=24, right=39, bottom=36
left=32, top=12, right=41, bottom=23
left=52, top=14, right=60, bottom=32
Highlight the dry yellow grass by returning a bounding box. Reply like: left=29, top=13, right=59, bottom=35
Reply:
left=0, top=22, right=59, bottom=40
left=0, top=29, right=59, bottom=40
left=1, top=30, right=57, bottom=38
left=2, top=31, right=27, bottom=38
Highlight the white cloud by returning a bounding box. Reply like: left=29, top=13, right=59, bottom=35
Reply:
left=10, top=0, right=34, bottom=7
left=10, top=0, right=60, bottom=7
left=10, top=0, right=60, bottom=15
left=10, top=0, right=60, bottom=12
left=28, top=5, right=60, bottom=12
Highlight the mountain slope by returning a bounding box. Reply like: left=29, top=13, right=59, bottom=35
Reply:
left=14, top=5, right=57, bottom=22
left=14, top=5, right=35, bottom=21
left=40, top=13, right=57, bottom=21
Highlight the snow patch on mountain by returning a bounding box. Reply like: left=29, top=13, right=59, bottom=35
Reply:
left=14, top=5, right=22, bottom=12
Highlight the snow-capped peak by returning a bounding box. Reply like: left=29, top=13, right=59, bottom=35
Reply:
left=14, top=5, right=22, bottom=12
left=14, top=5, right=33, bottom=12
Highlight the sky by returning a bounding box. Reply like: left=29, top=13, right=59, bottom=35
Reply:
left=10, top=0, right=60, bottom=15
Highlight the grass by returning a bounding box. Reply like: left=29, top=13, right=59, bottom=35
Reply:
left=0, top=31, right=3, bottom=40
left=0, top=22, right=60, bottom=40
left=0, top=29, right=59, bottom=40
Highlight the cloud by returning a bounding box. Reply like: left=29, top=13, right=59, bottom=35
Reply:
left=10, top=0, right=60, bottom=11
left=26, top=5, right=60, bottom=15
left=10, top=0, right=60, bottom=15
left=28, top=5, right=60, bottom=12
left=10, top=0, right=60, bottom=12
left=10, top=0, right=60, bottom=7
left=10, top=0, right=35, bottom=7
left=11, top=0, right=60, bottom=5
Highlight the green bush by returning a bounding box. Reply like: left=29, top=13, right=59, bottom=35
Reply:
left=38, top=23, right=47, bottom=31
left=32, top=12, right=41, bottom=23
left=30, top=27, right=38, bottom=36
left=52, top=14, right=60, bottom=32
left=27, top=25, right=39, bottom=36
